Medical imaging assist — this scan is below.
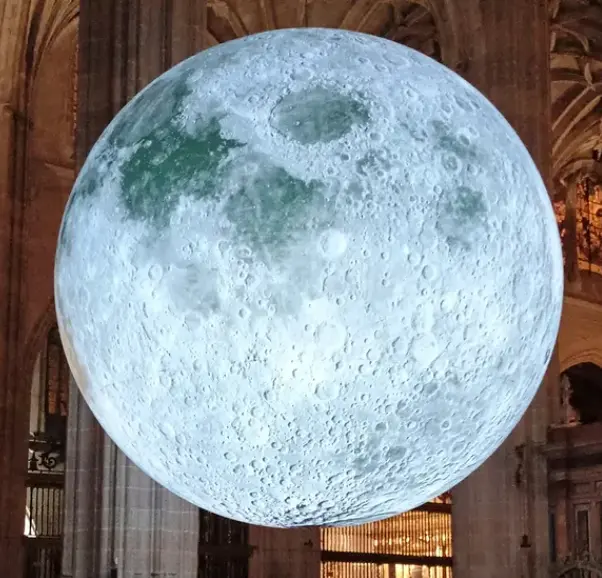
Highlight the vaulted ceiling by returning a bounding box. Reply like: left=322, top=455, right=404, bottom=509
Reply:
left=205, top=0, right=440, bottom=59
left=552, top=0, right=602, bottom=186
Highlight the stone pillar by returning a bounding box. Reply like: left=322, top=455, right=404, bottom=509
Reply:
left=0, top=3, right=35, bottom=577
left=62, top=1, right=206, bottom=576
left=449, top=1, right=555, bottom=578
left=248, top=525, right=321, bottom=578
left=62, top=382, right=199, bottom=578
left=77, top=0, right=205, bottom=158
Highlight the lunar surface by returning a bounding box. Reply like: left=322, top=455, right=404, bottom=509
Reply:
left=55, top=28, right=563, bottom=527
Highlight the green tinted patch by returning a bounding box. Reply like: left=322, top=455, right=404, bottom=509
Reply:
left=120, top=117, right=243, bottom=228
left=58, top=162, right=103, bottom=256
left=106, top=75, right=189, bottom=149
left=224, top=165, right=327, bottom=255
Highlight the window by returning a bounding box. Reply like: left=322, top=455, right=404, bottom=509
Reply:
left=321, top=497, right=452, bottom=578
left=43, top=326, right=69, bottom=441
left=25, top=325, right=69, bottom=578
left=599, top=503, right=602, bottom=554
left=575, top=506, right=590, bottom=554
left=549, top=510, right=557, bottom=562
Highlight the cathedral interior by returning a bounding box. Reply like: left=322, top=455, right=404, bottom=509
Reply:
left=4, top=0, right=602, bottom=577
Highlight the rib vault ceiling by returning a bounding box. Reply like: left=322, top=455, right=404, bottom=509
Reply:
left=552, top=0, right=602, bottom=185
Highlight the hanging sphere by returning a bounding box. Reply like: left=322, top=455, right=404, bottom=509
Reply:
left=55, top=28, right=563, bottom=527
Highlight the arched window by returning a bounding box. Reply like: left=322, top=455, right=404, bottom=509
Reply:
left=554, top=176, right=602, bottom=277
left=25, top=325, right=70, bottom=578
left=549, top=363, right=602, bottom=563
left=561, top=363, right=602, bottom=425
left=40, top=326, right=69, bottom=441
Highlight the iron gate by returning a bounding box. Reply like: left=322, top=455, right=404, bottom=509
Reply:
left=198, top=508, right=252, bottom=578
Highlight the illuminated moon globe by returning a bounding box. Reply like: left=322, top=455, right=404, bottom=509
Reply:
left=55, top=28, right=563, bottom=527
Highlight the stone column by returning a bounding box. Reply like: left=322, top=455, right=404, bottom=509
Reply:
left=0, top=3, right=35, bottom=577
left=62, top=1, right=206, bottom=576
left=449, top=1, right=555, bottom=578
left=62, top=382, right=199, bottom=578
left=77, top=0, right=205, bottom=158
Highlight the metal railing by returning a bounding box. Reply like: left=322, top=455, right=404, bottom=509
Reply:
left=24, top=470, right=64, bottom=578
left=552, top=552, right=602, bottom=578
left=24, top=536, right=62, bottom=578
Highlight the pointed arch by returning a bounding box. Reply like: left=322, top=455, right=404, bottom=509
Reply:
left=553, top=554, right=602, bottom=578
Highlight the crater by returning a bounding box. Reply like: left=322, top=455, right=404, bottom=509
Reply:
left=436, top=186, right=488, bottom=249
left=269, top=86, right=370, bottom=144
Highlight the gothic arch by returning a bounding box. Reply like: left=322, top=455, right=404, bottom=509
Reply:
left=556, top=566, right=602, bottom=578
left=16, top=4, right=77, bottom=531
left=20, top=0, right=77, bottom=346
left=551, top=1, right=602, bottom=287
left=2, top=0, right=78, bottom=375
left=558, top=297, right=602, bottom=373
left=21, top=299, right=57, bottom=397
left=560, top=349, right=602, bottom=373
left=0, top=1, right=77, bottom=573
left=551, top=0, right=602, bottom=185
left=553, top=557, right=602, bottom=578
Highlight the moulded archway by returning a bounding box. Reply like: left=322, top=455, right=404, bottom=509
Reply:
left=560, top=362, right=602, bottom=424
left=24, top=322, right=70, bottom=578
left=560, top=349, right=602, bottom=374
left=559, top=297, right=602, bottom=373
left=553, top=554, right=602, bottom=578
left=0, top=1, right=77, bottom=576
